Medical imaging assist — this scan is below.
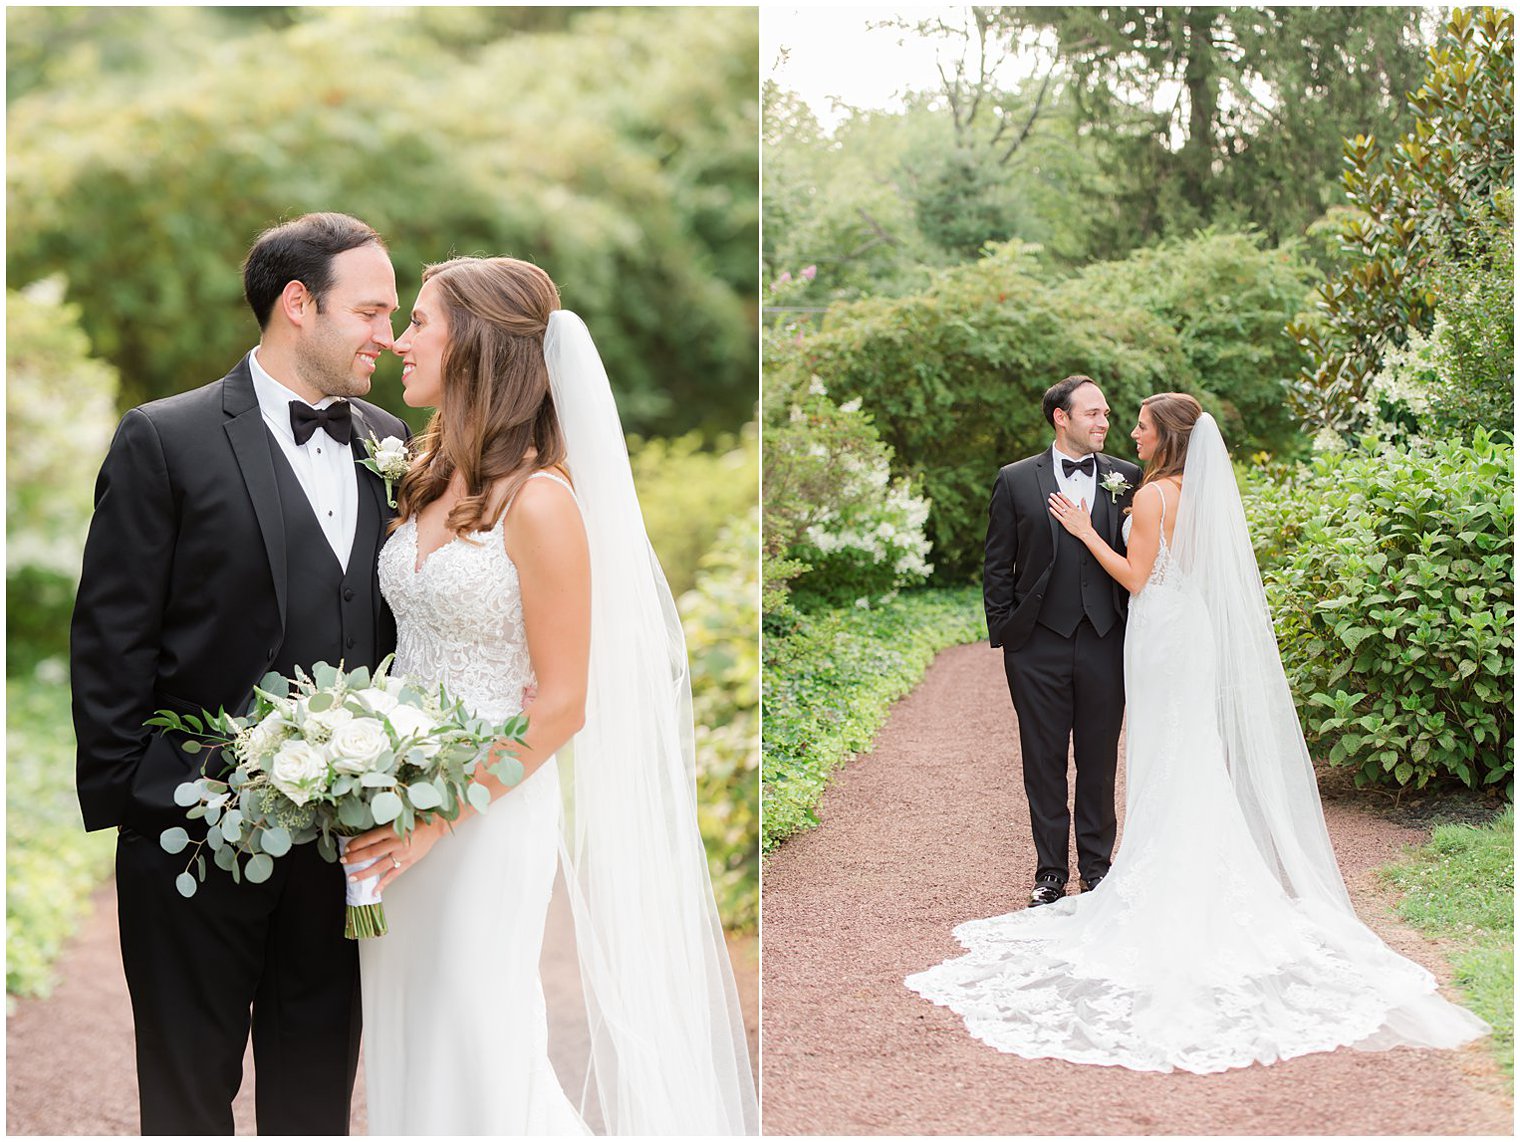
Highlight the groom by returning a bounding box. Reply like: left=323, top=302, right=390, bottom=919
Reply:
left=983, top=376, right=1140, bottom=907
left=71, top=212, right=409, bottom=1134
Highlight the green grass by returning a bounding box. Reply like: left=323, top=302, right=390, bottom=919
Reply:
left=7, top=667, right=115, bottom=998
left=762, top=586, right=985, bottom=850
left=1380, top=807, right=1514, bottom=1073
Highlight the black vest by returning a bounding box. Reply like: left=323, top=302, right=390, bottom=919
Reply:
left=267, top=445, right=383, bottom=679
left=1037, top=522, right=1121, bottom=638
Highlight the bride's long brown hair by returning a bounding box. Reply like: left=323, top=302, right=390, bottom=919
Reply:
left=392, top=257, right=566, bottom=537
left=1136, top=392, right=1204, bottom=494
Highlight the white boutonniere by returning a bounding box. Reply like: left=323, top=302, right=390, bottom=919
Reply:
left=358, top=434, right=409, bottom=508
left=1100, top=470, right=1132, bottom=503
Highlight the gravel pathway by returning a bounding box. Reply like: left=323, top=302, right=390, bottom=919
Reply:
left=761, top=642, right=1511, bottom=1135
left=7, top=878, right=757, bottom=1135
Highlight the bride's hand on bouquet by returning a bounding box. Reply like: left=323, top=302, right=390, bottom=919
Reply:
left=342, top=816, right=447, bottom=894
left=1048, top=491, right=1095, bottom=540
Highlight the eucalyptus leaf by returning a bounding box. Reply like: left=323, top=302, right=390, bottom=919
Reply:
left=307, top=691, right=334, bottom=713
left=371, top=791, right=404, bottom=825
left=466, top=782, right=492, bottom=814
left=159, top=826, right=190, bottom=854
left=313, top=663, right=340, bottom=690
left=175, top=873, right=198, bottom=898
left=361, top=771, right=395, bottom=788
left=245, top=853, right=274, bottom=884
left=173, top=782, right=201, bottom=807
left=261, top=826, right=292, bottom=857
left=214, top=844, right=237, bottom=871
left=407, top=781, right=442, bottom=811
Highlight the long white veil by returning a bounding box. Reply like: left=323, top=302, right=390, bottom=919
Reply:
left=1171, top=413, right=1352, bottom=912
left=1172, top=412, right=1489, bottom=1049
left=542, top=309, right=757, bottom=1135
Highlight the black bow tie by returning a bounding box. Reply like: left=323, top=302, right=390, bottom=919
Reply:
left=289, top=400, right=353, bottom=446
left=1061, top=456, right=1096, bottom=478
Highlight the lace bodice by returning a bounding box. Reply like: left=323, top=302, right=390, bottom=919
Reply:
left=377, top=472, right=576, bottom=722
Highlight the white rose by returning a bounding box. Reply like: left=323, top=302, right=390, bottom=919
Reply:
left=375, top=436, right=408, bottom=472
left=386, top=703, right=441, bottom=757
left=301, top=702, right=353, bottom=743
left=354, top=686, right=399, bottom=715
left=237, top=713, right=288, bottom=770
left=329, top=717, right=391, bottom=774
left=269, top=740, right=330, bottom=806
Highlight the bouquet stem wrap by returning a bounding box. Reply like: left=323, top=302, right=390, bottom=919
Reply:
left=337, top=834, right=388, bottom=939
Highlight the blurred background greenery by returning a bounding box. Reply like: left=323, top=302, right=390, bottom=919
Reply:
left=6, top=5, right=759, bottom=998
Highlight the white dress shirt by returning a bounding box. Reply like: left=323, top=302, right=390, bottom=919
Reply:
left=1051, top=443, right=1098, bottom=516
left=249, top=348, right=358, bottom=570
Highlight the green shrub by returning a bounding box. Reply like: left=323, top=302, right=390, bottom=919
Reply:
left=632, top=425, right=757, bottom=598
left=1244, top=431, right=1513, bottom=790
left=765, top=241, right=1187, bottom=580
left=1069, top=229, right=1317, bottom=458
left=7, top=671, right=115, bottom=998
left=682, top=512, right=760, bottom=931
left=763, top=587, right=985, bottom=850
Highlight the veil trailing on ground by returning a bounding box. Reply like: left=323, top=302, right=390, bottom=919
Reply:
left=1172, top=412, right=1489, bottom=1049
left=542, top=309, right=757, bottom=1135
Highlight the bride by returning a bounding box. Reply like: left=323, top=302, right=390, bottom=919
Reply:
left=340, top=256, right=757, bottom=1133
left=906, top=392, right=1489, bottom=1074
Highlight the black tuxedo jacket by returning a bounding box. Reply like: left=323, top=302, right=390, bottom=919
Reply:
left=983, top=449, right=1142, bottom=650
left=70, top=354, right=409, bottom=833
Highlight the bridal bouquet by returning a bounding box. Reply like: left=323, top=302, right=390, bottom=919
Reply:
left=148, top=658, right=526, bottom=938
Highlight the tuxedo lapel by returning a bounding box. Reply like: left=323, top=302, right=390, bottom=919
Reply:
left=1092, top=454, right=1115, bottom=544
left=1034, top=451, right=1061, bottom=554
left=222, top=358, right=287, bottom=631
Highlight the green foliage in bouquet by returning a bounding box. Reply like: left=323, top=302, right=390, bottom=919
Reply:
left=1241, top=431, right=1513, bottom=792
left=150, top=661, right=527, bottom=915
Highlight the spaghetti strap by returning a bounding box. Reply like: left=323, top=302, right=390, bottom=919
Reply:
left=524, top=469, right=576, bottom=497
left=1156, top=483, right=1167, bottom=530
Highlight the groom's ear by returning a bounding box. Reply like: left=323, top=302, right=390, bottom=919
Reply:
left=277, top=280, right=314, bottom=329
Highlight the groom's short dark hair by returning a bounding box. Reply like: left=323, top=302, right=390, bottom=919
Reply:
left=1043, top=375, right=1097, bottom=427
left=242, top=212, right=387, bottom=330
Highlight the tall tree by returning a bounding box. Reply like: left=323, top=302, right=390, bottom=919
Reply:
left=1000, top=6, right=1434, bottom=245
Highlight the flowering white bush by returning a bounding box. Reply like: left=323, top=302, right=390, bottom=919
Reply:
left=780, top=377, right=934, bottom=604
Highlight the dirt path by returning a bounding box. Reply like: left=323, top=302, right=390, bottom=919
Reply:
left=7, top=880, right=758, bottom=1135
left=761, top=642, right=1511, bottom=1136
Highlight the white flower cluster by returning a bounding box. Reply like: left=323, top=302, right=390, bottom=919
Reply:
left=370, top=435, right=410, bottom=480
left=803, top=452, right=934, bottom=583
left=238, top=675, right=446, bottom=808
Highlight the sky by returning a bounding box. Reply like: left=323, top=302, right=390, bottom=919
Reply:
left=763, top=7, right=1038, bottom=133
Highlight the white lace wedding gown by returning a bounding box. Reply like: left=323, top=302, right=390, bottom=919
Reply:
left=360, top=471, right=590, bottom=1134
left=906, top=488, right=1488, bottom=1073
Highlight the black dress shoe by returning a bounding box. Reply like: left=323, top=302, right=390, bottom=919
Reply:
left=1081, top=875, right=1105, bottom=893
left=1028, top=878, right=1065, bottom=908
